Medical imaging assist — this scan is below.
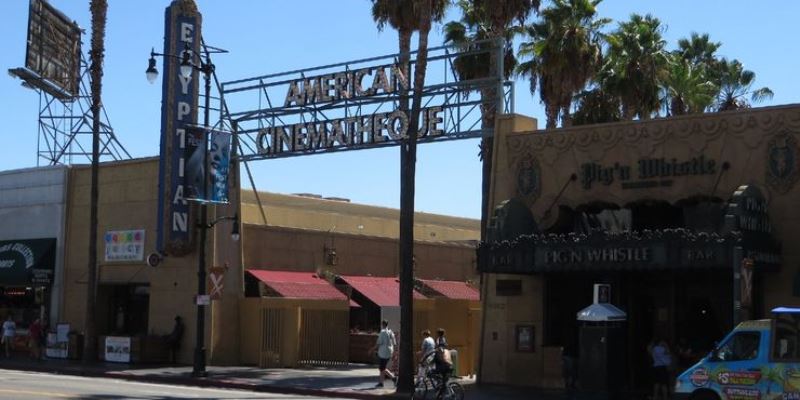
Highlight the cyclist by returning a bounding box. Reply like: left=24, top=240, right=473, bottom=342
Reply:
left=433, top=339, right=453, bottom=390
left=416, top=330, right=436, bottom=385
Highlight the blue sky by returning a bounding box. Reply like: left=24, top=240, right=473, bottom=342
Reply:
left=0, top=1, right=797, bottom=219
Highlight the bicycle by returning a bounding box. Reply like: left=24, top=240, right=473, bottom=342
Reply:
left=412, top=356, right=463, bottom=400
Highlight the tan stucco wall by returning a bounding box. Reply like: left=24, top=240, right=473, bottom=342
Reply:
left=243, top=224, right=477, bottom=282
left=238, top=297, right=349, bottom=367
left=61, top=154, right=479, bottom=366
left=63, top=157, right=242, bottom=365
left=481, top=105, right=800, bottom=386
left=241, top=191, right=480, bottom=242
left=63, top=158, right=204, bottom=365
left=424, top=298, right=481, bottom=376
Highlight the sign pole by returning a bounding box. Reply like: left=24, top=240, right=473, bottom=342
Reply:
left=193, top=49, right=213, bottom=378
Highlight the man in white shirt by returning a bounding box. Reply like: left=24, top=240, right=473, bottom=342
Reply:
left=416, top=330, right=436, bottom=384
left=419, top=330, right=435, bottom=360
left=372, top=319, right=396, bottom=388
left=2, top=315, right=16, bottom=358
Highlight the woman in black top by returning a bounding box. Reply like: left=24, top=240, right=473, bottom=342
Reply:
left=435, top=328, right=447, bottom=349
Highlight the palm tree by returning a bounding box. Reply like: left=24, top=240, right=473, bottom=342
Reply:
left=515, top=0, right=609, bottom=128
left=372, top=0, right=417, bottom=113
left=445, top=0, right=538, bottom=242
left=661, top=54, right=717, bottom=116
left=601, top=13, right=669, bottom=120
left=371, top=0, right=446, bottom=393
left=444, top=0, right=521, bottom=86
left=571, top=87, right=621, bottom=125
left=715, top=58, right=774, bottom=111
left=676, top=32, right=721, bottom=68
left=84, top=0, right=107, bottom=363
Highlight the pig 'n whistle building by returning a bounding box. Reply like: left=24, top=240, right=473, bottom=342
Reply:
left=477, top=105, right=796, bottom=390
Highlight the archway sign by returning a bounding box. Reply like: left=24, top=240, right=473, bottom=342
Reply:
left=220, top=39, right=510, bottom=161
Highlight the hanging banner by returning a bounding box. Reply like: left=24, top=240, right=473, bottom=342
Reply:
left=184, top=127, right=206, bottom=201
left=184, top=127, right=231, bottom=204
left=208, top=130, right=231, bottom=203
left=156, top=0, right=202, bottom=256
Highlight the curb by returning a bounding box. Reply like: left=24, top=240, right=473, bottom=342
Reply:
left=1, top=363, right=409, bottom=400
left=105, top=371, right=398, bottom=400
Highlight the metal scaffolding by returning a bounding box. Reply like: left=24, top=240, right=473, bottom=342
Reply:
left=10, top=52, right=131, bottom=166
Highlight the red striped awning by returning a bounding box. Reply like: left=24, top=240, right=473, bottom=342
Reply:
left=338, top=275, right=426, bottom=307
left=417, top=279, right=480, bottom=301
left=246, top=269, right=346, bottom=300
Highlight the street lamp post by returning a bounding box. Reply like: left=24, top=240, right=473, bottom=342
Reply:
left=146, top=43, right=232, bottom=377
left=193, top=212, right=239, bottom=376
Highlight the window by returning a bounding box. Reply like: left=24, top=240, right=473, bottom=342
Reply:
left=496, top=279, right=522, bottom=296
left=714, top=332, right=760, bottom=361
left=773, top=313, right=800, bottom=360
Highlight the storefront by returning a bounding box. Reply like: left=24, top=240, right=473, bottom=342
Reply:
left=0, top=238, right=56, bottom=331
left=0, top=165, right=69, bottom=350
left=477, top=105, right=798, bottom=390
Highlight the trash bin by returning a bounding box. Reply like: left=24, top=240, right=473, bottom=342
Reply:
left=576, top=284, right=627, bottom=396
left=67, top=333, right=83, bottom=360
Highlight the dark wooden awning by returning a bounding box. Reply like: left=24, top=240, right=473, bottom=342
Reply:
left=477, top=228, right=767, bottom=274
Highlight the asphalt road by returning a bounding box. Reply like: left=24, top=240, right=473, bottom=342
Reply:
left=0, top=369, right=357, bottom=400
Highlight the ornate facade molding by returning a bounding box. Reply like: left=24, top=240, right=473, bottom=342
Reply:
left=506, top=105, right=800, bottom=168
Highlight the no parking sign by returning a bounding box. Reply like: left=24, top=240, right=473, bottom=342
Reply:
left=207, top=266, right=227, bottom=300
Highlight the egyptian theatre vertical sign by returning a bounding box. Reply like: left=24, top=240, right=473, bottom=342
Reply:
left=157, top=0, right=202, bottom=256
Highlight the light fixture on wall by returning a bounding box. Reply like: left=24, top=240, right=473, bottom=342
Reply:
left=324, top=225, right=337, bottom=266
left=324, top=245, right=338, bottom=266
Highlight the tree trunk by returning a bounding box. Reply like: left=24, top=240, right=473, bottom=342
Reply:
left=561, top=103, right=572, bottom=128
left=397, top=0, right=432, bottom=393
left=545, top=100, right=559, bottom=129
left=84, top=0, right=107, bottom=363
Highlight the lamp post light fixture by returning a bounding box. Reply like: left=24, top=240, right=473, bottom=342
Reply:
left=146, top=42, right=227, bottom=378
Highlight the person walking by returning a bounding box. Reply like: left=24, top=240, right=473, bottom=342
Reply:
left=164, top=316, right=184, bottom=363
left=2, top=315, right=16, bottom=358
left=371, top=319, right=397, bottom=388
left=649, top=337, right=673, bottom=400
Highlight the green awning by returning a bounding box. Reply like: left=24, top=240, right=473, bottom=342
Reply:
left=0, top=238, right=56, bottom=285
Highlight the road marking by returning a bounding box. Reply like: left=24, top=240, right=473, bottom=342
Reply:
left=0, top=388, right=71, bottom=398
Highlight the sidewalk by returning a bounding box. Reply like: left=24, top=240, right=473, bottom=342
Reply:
left=0, top=356, right=465, bottom=399
left=0, top=356, right=580, bottom=399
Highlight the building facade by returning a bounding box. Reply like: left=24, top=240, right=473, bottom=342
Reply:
left=55, top=156, right=478, bottom=365
left=478, top=105, right=798, bottom=389
left=0, top=166, right=69, bottom=333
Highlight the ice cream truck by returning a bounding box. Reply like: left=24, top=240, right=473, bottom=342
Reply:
left=674, top=307, right=800, bottom=400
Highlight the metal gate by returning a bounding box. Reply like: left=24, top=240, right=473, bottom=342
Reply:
left=298, top=309, right=349, bottom=367
left=259, top=308, right=284, bottom=368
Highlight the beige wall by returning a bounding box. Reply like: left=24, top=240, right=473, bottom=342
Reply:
left=239, top=297, right=350, bottom=367
left=243, top=224, right=478, bottom=282
left=422, top=298, right=481, bottom=377
left=481, top=105, right=800, bottom=386
left=61, top=154, right=479, bottom=366
left=63, top=158, right=240, bottom=365
left=241, top=191, right=480, bottom=242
